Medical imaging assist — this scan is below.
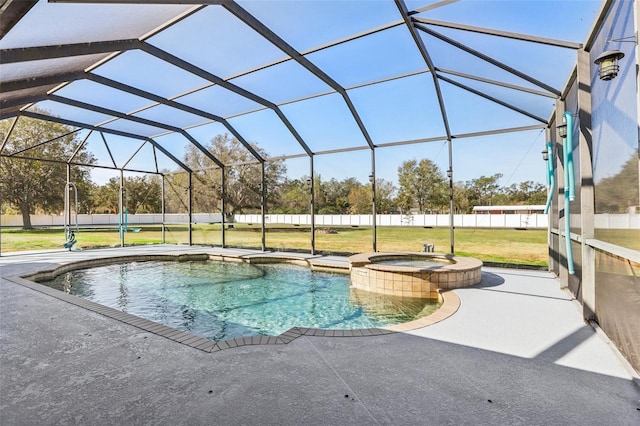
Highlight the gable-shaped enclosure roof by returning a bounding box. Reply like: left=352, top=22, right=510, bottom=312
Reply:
left=0, top=0, right=604, bottom=178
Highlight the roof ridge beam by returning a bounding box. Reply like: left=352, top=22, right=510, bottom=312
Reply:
left=0, top=39, right=143, bottom=64
left=395, top=0, right=452, bottom=140
left=222, top=0, right=376, bottom=150
left=436, top=68, right=557, bottom=98
left=414, top=23, right=561, bottom=97
left=413, top=17, right=582, bottom=49
left=437, top=73, right=548, bottom=124
left=140, top=42, right=313, bottom=157
left=196, top=3, right=445, bottom=83
left=454, top=124, right=546, bottom=139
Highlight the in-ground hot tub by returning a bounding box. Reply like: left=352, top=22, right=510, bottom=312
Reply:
left=349, top=253, right=482, bottom=299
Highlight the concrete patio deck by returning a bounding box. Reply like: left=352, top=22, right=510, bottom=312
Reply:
left=1, top=245, right=638, bottom=425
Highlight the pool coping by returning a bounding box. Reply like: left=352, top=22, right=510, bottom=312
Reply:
left=349, top=252, right=483, bottom=271
left=6, top=252, right=461, bottom=352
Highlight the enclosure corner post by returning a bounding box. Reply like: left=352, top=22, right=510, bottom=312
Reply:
left=221, top=167, right=226, bottom=248
left=371, top=148, right=377, bottom=253
left=66, top=164, right=71, bottom=237
left=119, top=169, right=124, bottom=247
left=188, top=171, right=193, bottom=246
left=261, top=162, right=266, bottom=252
left=310, top=155, right=315, bottom=255
left=161, top=174, right=166, bottom=244
left=577, top=48, right=595, bottom=319
left=447, top=138, right=454, bottom=254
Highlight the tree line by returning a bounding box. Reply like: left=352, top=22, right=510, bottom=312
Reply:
left=2, top=116, right=550, bottom=229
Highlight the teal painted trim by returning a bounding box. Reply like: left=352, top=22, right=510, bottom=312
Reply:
left=564, top=111, right=576, bottom=201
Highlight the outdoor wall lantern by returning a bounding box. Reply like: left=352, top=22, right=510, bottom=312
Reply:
left=594, top=50, right=625, bottom=81
left=557, top=123, right=568, bottom=139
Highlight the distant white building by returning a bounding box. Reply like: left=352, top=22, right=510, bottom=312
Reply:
left=473, top=205, right=546, bottom=215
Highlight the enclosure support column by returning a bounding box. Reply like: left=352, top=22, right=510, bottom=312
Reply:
left=188, top=172, right=193, bottom=246
left=119, top=170, right=124, bottom=247
left=66, top=164, right=71, bottom=235
left=555, top=99, right=568, bottom=288
left=221, top=167, right=226, bottom=248
left=577, top=49, right=595, bottom=320
left=161, top=174, right=166, bottom=244
left=260, top=162, right=266, bottom=251
left=310, top=155, right=315, bottom=255
left=447, top=138, right=454, bottom=254
left=371, top=149, right=377, bottom=252
left=544, top=127, right=555, bottom=272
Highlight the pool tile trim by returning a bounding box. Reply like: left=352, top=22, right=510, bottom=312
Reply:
left=6, top=252, right=461, bottom=353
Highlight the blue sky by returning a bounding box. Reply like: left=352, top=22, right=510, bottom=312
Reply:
left=5, top=0, right=603, bottom=187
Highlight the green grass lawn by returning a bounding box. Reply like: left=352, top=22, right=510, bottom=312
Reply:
left=1, top=224, right=549, bottom=267
left=594, top=228, right=640, bottom=251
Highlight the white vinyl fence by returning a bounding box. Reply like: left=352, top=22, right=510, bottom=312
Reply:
left=0, top=213, right=222, bottom=227
left=593, top=213, right=640, bottom=229
left=233, top=214, right=550, bottom=229
left=4, top=213, right=639, bottom=230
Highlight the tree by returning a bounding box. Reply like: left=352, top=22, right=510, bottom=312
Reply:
left=123, top=176, right=162, bottom=213
left=347, top=184, right=369, bottom=214
left=503, top=181, right=546, bottom=205
left=163, top=172, right=190, bottom=214
left=87, top=176, right=161, bottom=214
left=91, top=180, right=119, bottom=214
left=74, top=174, right=97, bottom=214
left=453, top=183, right=472, bottom=214
left=183, top=134, right=286, bottom=220
left=465, top=174, right=504, bottom=207
left=321, top=177, right=360, bottom=214
left=396, top=159, right=447, bottom=213
left=0, top=113, right=94, bottom=229
left=375, top=178, right=397, bottom=213
left=278, top=178, right=311, bottom=214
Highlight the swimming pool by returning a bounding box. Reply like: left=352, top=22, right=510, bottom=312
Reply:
left=41, top=260, right=440, bottom=342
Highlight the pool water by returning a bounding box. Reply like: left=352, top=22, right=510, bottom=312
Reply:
left=43, top=260, right=440, bottom=342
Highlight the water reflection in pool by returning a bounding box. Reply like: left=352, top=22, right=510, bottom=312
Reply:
left=42, top=260, right=440, bottom=342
